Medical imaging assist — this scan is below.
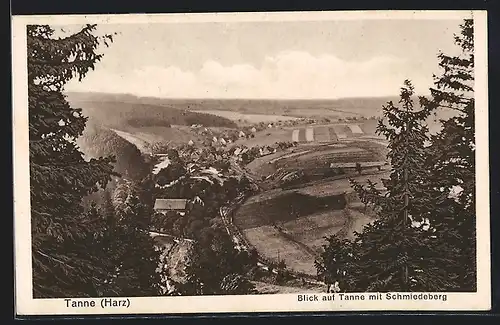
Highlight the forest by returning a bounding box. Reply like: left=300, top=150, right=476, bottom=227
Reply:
left=65, top=92, right=239, bottom=129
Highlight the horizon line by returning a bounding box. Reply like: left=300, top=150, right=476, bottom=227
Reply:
left=64, top=90, right=431, bottom=101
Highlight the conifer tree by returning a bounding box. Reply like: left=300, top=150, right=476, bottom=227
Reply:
left=28, top=24, right=118, bottom=298
left=315, top=236, right=358, bottom=290
left=352, top=81, right=437, bottom=291
left=102, top=190, right=116, bottom=233
left=183, top=227, right=255, bottom=295
left=317, top=19, right=476, bottom=292
left=106, top=182, right=162, bottom=296
left=318, top=81, right=461, bottom=292
left=349, top=179, right=382, bottom=213
left=219, top=273, right=256, bottom=295
left=422, top=19, right=476, bottom=291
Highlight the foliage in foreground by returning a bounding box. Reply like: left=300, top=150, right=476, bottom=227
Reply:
left=316, top=19, right=476, bottom=292
left=29, top=24, right=161, bottom=298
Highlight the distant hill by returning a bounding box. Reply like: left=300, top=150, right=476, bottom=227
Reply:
left=65, top=91, right=399, bottom=119
left=66, top=91, right=455, bottom=137
left=65, top=92, right=239, bottom=130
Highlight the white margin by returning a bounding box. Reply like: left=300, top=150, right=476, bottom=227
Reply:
left=12, top=10, right=490, bottom=315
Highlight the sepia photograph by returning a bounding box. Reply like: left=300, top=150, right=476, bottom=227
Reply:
left=12, top=10, right=490, bottom=315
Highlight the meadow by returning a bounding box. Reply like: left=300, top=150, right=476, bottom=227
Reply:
left=233, top=169, right=387, bottom=276
left=191, top=110, right=299, bottom=124
left=244, top=139, right=388, bottom=182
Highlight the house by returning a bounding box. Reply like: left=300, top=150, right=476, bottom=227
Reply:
left=238, top=131, right=246, bottom=138
left=251, top=127, right=257, bottom=133
left=259, top=147, right=272, bottom=156
left=154, top=199, right=188, bottom=215
left=152, top=157, right=171, bottom=175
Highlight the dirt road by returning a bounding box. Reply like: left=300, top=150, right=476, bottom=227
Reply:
left=110, top=128, right=152, bottom=154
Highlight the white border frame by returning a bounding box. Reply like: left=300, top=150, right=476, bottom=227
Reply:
left=12, top=10, right=490, bottom=315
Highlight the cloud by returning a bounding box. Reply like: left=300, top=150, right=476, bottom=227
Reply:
left=65, top=50, right=432, bottom=98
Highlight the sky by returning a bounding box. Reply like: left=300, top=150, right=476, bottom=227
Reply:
left=62, top=19, right=465, bottom=99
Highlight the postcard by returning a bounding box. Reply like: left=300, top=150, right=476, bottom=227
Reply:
left=12, top=10, right=490, bottom=315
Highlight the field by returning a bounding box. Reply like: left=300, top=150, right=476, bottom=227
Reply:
left=236, top=192, right=347, bottom=229
left=68, top=91, right=453, bottom=141
left=191, top=110, right=299, bottom=123
left=294, top=171, right=389, bottom=197
left=117, top=125, right=209, bottom=145
left=231, top=119, right=381, bottom=148
left=237, top=206, right=375, bottom=276
left=234, top=170, right=387, bottom=276
left=245, top=145, right=312, bottom=177
left=180, top=97, right=394, bottom=119
left=276, top=149, right=378, bottom=169
left=245, top=139, right=388, bottom=181
left=232, top=127, right=298, bottom=147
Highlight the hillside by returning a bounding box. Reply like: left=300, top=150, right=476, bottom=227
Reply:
left=65, top=91, right=398, bottom=120
left=77, top=121, right=153, bottom=211
left=67, top=91, right=454, bottom=147
left=77, top=122, right=150, bottom=181
left=65, top=92, right=239, bottom=130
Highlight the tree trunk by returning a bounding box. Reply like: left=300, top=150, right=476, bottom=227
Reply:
left=402, top=127, right=409, bottom=291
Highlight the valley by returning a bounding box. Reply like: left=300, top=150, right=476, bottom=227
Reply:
left=74, top=91, right=393, bottom=293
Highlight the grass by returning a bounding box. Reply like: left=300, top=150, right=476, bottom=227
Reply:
left=240, top=207, right=374, bottom=276
left=176, top=97, right=394, bottom=119
left=295, top=171, right=390, bottom=197
left=270, top=142, right=382, bottom=172
left=251, top=281, right=324, bottom=294
left=294, top=147, right=366, bottom=161
left=277, top=151, right=378, bottom=169
left=232, top=127, right=296, bottom=147
left=245, top=145, right=311, bottom=177
left=234, top=191, right=346, bottom=229
left=245, top=139, right=384, bottom=181
left=243, top=225, right=318, bottom=275
left=281, top=211, right=347, bottom=253
left=126, top=126, right=207, bottom=145
left=233, top=169, right=388, bottom=276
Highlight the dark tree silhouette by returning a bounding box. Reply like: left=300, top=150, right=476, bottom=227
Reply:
left=316, top=19, right=476, bottom=292
left=422, top=19, right=476, bottom=291
left=103, top=185, right=161, bottom=296
left=28, top=24, right=118, bottom=298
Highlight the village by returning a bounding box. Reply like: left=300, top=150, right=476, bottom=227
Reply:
left=146, top=119, right=389, bottom=294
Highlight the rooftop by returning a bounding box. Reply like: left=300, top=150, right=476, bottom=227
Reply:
left=154, top=199, right=188, bottom=211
